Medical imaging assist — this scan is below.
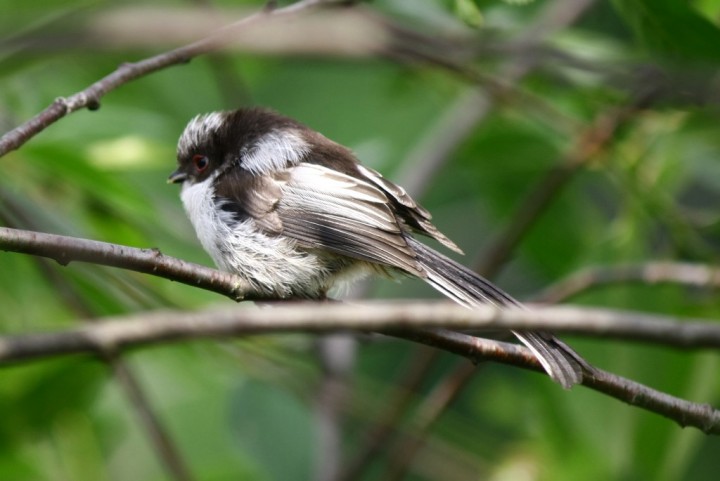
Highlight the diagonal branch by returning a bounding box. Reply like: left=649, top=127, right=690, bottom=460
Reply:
left=0, top=0, right=340, bottom=157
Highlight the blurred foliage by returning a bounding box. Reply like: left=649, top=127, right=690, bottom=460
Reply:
left=1, top=0, right=720, bottom=480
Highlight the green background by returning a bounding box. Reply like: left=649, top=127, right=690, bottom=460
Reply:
left=1, top=0, right=720, bottom=479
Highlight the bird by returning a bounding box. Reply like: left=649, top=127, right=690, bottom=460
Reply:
left=168, top=107, right=588, bottom=388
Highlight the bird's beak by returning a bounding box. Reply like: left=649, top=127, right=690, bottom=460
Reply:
left=167, top=169, right=188, bottom=184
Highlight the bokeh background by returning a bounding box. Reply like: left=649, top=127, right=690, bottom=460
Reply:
left=2, top=0, right=720, bottom=480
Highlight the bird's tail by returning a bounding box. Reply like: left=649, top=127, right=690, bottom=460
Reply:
left=406, top=237, right=588, bottom=389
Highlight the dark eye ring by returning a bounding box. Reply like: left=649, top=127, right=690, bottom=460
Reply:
left=192, top=154, right=209, bottom=172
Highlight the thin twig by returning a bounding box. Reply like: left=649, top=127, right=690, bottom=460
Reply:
left=0, top=0, right=339, bottom=157
left=386, top=328, right=720, bottom=435
left=0, top=226, right=256, bottom=301
left=534, top=262, right=720, bottom=304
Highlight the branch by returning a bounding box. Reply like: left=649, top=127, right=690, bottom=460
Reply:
left=0, top=0, right=339, bottom=157
left=0, top=226, right=257, bottom=301
left=534, top=262, right=720, bottom=303
left=4, top=225, right=720, bottom=349
left=3, top=227, right=720, bottom=431
left=0, top=300, right=719, bottom=433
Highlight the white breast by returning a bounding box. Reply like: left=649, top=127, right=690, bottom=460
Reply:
left=180, top=176, right=333, bottom=297
left=180, top=175, right=229, bottom=268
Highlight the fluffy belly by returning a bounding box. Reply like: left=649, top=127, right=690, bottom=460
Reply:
left=181, top=177, right=350, bottom=297
left=213, top=219, right=336, bottom=297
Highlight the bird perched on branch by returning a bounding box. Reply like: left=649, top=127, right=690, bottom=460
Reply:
left=168, top=107, right=589, bottom=388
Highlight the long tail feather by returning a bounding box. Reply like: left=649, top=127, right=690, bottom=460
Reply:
left=406, top=237, right=588, bottom=389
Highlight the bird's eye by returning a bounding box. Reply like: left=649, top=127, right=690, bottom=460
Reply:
left=192, top=154, right=209, bottom=172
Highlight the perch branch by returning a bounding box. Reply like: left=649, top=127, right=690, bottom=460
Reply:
left=0, top=226, right=256, bottom=301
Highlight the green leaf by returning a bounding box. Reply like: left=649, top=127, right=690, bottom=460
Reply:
left=455, top=0, right=483, bottom=27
